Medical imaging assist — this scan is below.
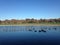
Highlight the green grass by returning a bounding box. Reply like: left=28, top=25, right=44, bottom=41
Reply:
left=0, top=23, right=60, bottom=26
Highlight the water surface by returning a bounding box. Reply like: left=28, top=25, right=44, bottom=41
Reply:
left=0, top=26, right=60, bottom=45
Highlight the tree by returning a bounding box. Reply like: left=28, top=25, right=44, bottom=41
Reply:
left=0, top=20, right=1, bottom=24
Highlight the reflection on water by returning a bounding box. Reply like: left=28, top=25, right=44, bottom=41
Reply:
left=0, top=26, right=59, bottom=33
left=0, top=26, right=60, bottom=45
left=0, top=26, right=59, bottom=32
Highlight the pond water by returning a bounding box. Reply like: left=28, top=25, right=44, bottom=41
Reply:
left=0, top=26, right=60, bottom=45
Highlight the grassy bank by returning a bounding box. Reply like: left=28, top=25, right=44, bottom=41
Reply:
left=0, top=23, right=60, bottom=26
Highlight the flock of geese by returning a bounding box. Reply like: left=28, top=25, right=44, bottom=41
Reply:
left=28, top=29, right=46, bottom=32
left=28, top=27, right=57, bottom=32
left=0, top=26, right=57, bottom=32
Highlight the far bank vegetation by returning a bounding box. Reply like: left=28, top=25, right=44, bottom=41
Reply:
left=0, top=18, right=60, bottom=25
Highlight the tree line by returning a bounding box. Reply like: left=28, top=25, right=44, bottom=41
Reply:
left=0, top=18, right=60, bottom=24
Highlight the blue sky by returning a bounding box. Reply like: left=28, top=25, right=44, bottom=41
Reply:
left=0, top=0, right=60, bottom=20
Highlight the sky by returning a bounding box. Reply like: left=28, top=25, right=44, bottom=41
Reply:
left=0, top=0, right=60, bottom=20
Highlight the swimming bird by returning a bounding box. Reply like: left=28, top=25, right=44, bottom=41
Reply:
left=38, top=30, right=41, bottom=32
left=41, top=29, right=46, bottom=32
left=53, top=28, right=57, bottom=30
left=34, top=30, right=37, bottom=32
left=28, top=29, right=32, bottom=31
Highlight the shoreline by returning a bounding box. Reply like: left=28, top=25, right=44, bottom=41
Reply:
left=0, top=24, right=60, bottom=26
